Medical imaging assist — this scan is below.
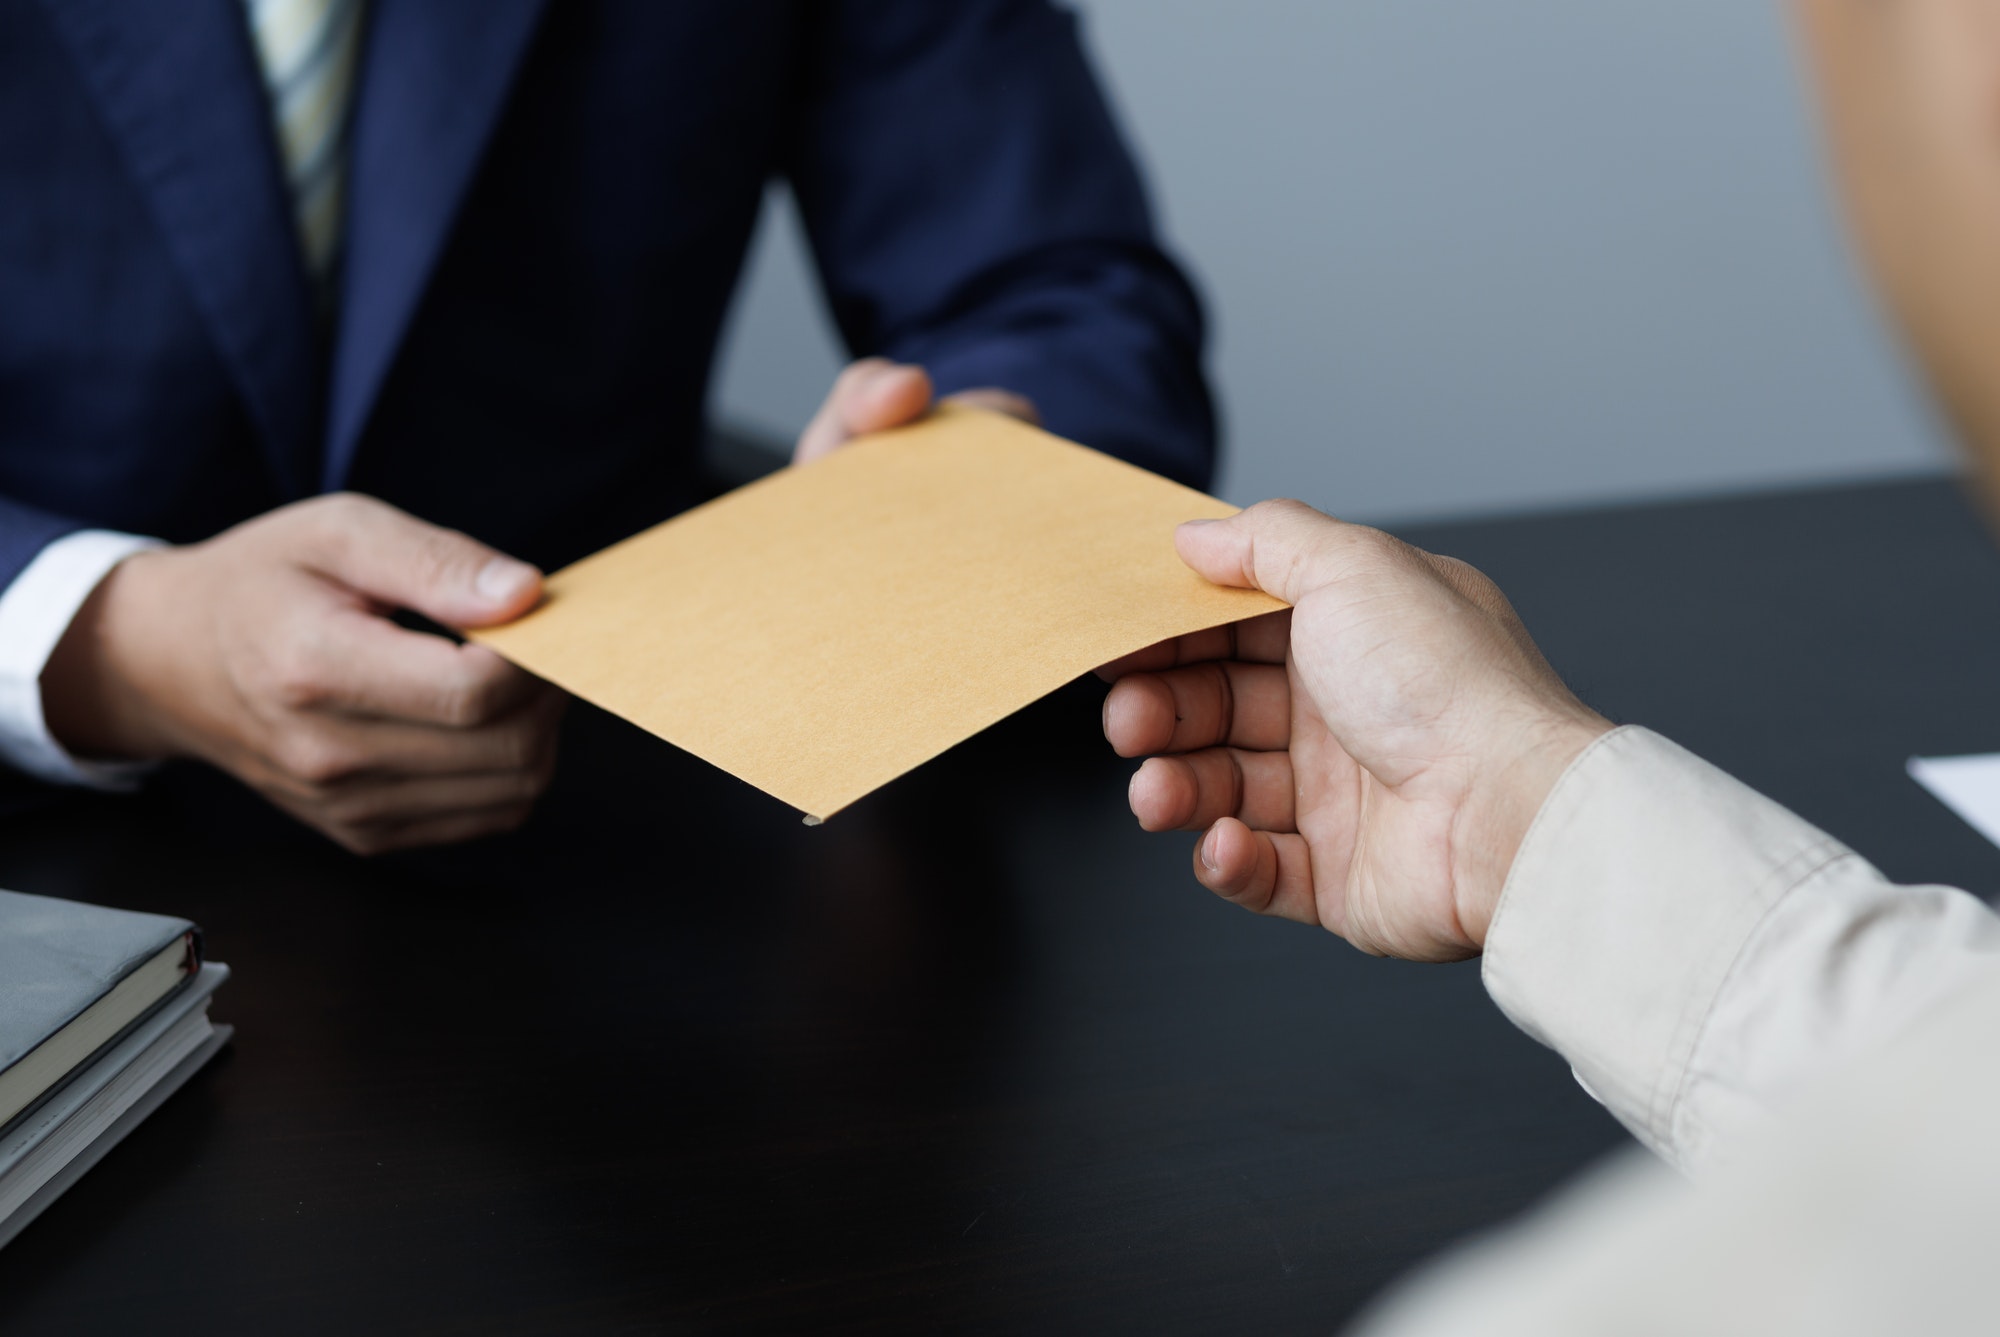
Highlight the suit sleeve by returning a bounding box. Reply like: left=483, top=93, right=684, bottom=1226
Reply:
left=0, top=495, right=89, bottom=590
left=783, top=0, right=1217, bottom=488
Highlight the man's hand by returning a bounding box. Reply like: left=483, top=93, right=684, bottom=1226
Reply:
left=1100, top=500, right=1610, bottom=961
left=41, top=494, right=565, bottom=855
left=792, top=357, right=1038, bottom=465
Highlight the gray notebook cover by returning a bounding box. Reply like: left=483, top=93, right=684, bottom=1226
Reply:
left=0, top=888, right=195, bottom=1075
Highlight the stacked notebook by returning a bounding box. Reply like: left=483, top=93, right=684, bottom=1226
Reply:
left=0, top=888, right=230, bottom=1249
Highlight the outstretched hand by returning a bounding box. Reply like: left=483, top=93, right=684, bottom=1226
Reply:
left=1101, top=500, right=1608, bottom=961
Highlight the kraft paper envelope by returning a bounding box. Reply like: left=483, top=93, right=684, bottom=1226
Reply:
left=470, top=407, right=1287, bottom=821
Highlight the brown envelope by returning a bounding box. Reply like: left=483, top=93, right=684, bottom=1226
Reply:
left=469, top=407, right=1287, bottom=821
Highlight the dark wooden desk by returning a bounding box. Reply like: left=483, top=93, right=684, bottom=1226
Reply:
left=4, top=476, right=1998, bottom=1335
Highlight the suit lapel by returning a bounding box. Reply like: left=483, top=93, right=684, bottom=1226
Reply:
left=35, top=0, right=321, bottom=500
left=322, top=0, right=550, bottom=489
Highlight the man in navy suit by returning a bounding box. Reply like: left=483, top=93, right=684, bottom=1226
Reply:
left=0, top=0, right=1214, bottom=851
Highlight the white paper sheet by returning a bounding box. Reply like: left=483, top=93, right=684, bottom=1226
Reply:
left=1909, top=754, right=2000, bottom=850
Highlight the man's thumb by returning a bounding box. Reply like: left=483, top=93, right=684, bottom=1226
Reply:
left=1174, top=498, right=1347, bottom=605
left=299, top=494, right=542, bottom=629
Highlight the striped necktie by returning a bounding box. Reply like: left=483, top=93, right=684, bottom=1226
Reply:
left=243, top=0, right=367, bottom=300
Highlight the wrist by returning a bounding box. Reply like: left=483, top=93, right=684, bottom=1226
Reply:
left=41, top=547, right=185, bottom=762
left=1452, top=704, right=1612, bottom=950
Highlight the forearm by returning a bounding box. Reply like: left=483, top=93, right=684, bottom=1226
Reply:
left=1484, top=725, right=2000, bottom=1171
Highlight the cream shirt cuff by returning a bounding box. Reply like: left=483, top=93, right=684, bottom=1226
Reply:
left=0, top=529, right=162, bottom=789
left=1481, top=725, right=2000, bottom=1173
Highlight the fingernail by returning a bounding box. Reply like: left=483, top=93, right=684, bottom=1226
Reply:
left=475, top=557, right=538, bottom=607
left=1200, top=827, right=1221, bottom=875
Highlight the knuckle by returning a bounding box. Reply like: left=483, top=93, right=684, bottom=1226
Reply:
left=433, top=682, right=480, bottom=729
left=500, top=720, right=544, bottom=773
left=316, top=491, right=368, bottom=519
left=1257, top=498, right=1329, bottom=531
left=1344, top=524, right=1397, bottom=558
left=838, top=356, right=889, bottom=389
left=303, top=491, right=374, bottom=541
left=1338, top=526, right=1407, bottom=578
left=1197, top=660, right=1235, bottom=730
left=263, top=644, right=329, bottom=711
left=247, top=761, right=317, bottom=808
left=438, top=671, right=506, bottom=728
left=1221, top=753, right=1247, bottom=820
left=318, top=784, right=401, bottom=830
left=1425, top=551, right=1507, bottom=609
left=275, top=731, right=359, bottom=786
left=1194, top=659, right=1231, bottom=699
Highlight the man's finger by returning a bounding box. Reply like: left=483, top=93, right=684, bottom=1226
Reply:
left=1128, top=748, right=1297, bottom=833
left=1195, top=820, right=1323, bottom=927
left=320, top=764, right=557, bottom=830
left=1096, top=627, right=1230, bottom=681
left=941, top=387, right=1039, bottom=425
left=290, top=493, right=542, bottom=629
left=262, top=690, right=566, bottom=793
left=1103, top=662, right=1291, bottom=757
left=283, top=608, right=547, bottom=728
left=346, top=688, right=566, bottom=777
left=794, top=358, right=934, bottom=464
left=1094, top=609, right=1291, bottom=681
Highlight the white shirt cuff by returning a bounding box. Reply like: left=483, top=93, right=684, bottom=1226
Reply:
left=0, top=529, right=164, bottom=789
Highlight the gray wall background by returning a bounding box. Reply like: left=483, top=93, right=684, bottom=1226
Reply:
left=710, top=0, right=1951, bottom=524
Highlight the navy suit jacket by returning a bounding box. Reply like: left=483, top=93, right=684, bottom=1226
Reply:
left=0, top=0, right=1213, bottom=588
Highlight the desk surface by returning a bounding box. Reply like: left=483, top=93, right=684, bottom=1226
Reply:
left=4, top=475, right=1999, bottom=1335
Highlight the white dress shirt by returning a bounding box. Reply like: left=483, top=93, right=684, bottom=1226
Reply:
left=0, top=530, right=161, bottom=787
left=1349, top=725, right=2000, bottom=1334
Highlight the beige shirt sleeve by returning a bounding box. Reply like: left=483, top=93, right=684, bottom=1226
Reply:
left=1352, top=962, right=2000, bottom=1337
left=1344, top=727, right=2000, bottom=1336
left=1478, top=725, right=2000, bottom=1171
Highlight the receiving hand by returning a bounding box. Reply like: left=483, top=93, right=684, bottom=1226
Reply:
left=1100, top=500, right=1609, bottom=961
left=42, top=494, right=565, bottom=855
left=792, top=357, right=1038, bottom=465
